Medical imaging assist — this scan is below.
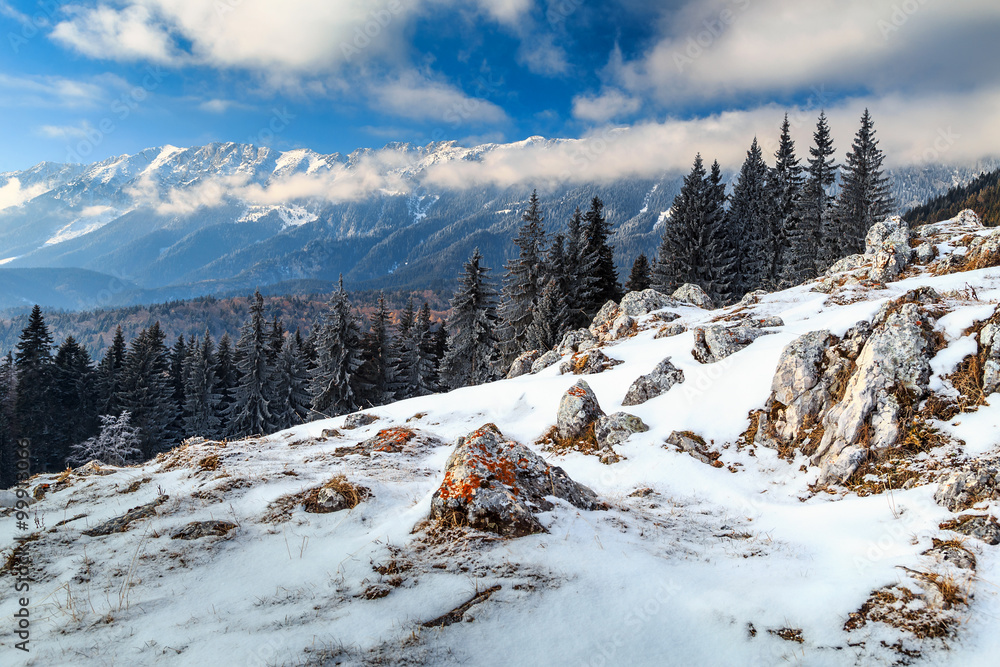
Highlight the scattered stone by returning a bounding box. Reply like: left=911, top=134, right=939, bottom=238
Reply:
left=622, top=357, right=685, bottom=406
left=334, top=427, right=419, bottom=457
left=606, top=313, right=638, bottom=341
left=666, top=431, right=721, bottom=466
left=672, top=283, right=715, bottom=309
left=84, top=496, right=168, bottom=536
left=343, top=413, right=378, bottom=430
left=303, top=476, right=371, bottom=513
left=530, top=350, right=562, bottom=374
left=739, top=290, right=768, bottom=307
left=559, top=349, right=623, bottom=375
left=556, top=328, right=598, bottom=356
left=594, top=412, right=649, bottom=449
left=171, top=520, right=237, bottom=540
left=556, top=380, right=605, bottom=440
left=747, top=315, right=784, bottom=328
left=320, top=428, right=342, bottom=439
left=429, top=424, right=603, bottom=537
left=75, top=461, right=116, bottom=476
left=692, top=325, right=771, bottom=364
left=506, top=350, right=541, bottom=379
left=914, top=242, right=936, bottom=264
left=866, top=216, right=911, bottom=282
left=589, top=301, right=621, bottom=338
left=940, top=514, right=1000, bottom=545
left=654, top=323, right=687, bottom=339
left=924, top=540, right=977, bottom=570
left=620, top=289, right=678, bottom=317
left=934, top=460, right=1000, bottom=512
left=628, top=487, right=655, bottom=498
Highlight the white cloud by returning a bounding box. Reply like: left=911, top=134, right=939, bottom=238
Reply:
left=52, top=4, right=181, bottom=64
left=572, top=89, right=641, bottom=123
left=38, top=121, right=95, bottom=140
left=369, top=72, right=508, bottom=125
left=0, top=177, right=50, bottom=210
left=198, top=99, right=252, bottom=114
left=0, top=73, right=110, bottom=108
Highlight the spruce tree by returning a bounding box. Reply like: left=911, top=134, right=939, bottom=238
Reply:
left=0, top=352, right=17, bottom=488
left=183, top=330, right=223, bottom=439
left=95, top=326, right=127, bottom=416
left=228, top=290, right=276, bottom=437
left=564, top=208, right=593, bottom=328
left=581, top=196, right=621, bottom=309
left=770, top=114, right=805, bottom=286
left=726, top=138, right=775, bottom=296
left=118, top=322, right=175, bottom=459
left=214, top=332, right=237, bottom=434
left=624, top=253, right=652, bottom=292
left=310, top=277, right=365, bottom=417
left=52, top=336, right=97, bottom=462
left=441, top=248, right=501, bottom=389
left=68, top=411, right=142, bottom=467
left=271, top=334, right=312, bottom=430
left=526, top=278, right=568, bottom=352
left=837, top=108, right=894, bottom=253
left=268, top=315, right=285, bottom=365
left=500, top=190, right=547, bottom=361
left=168, top=334, right=189, bottom=435
left=14, top=305, right=56, bottom=472
left=406, top=303, right=439, bottom=397
left=797, top=112, right=839, bottom=274
left=360, top=292, right=395, bottom=406
left=706, top=159, right=736, bottom=301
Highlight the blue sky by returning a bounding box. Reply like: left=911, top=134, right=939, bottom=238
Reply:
left=1, top=0, right=999, bottom=173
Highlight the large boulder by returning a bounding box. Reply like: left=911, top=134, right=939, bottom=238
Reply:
left=556, top=328, right=598, bottom=356
left=934, top=460, right=1000, bottom=512
left=826, top=254, right=869, bottom=276
left=589, top=301, right=621, bottom=338
left=429, top=424, right=603, bottom=537
left=866, top=216, right=912, bottom=283
left=813, top=303, right=936, bottom=482
left=530, top=350, right=562, bottom=374
left=556, top=380, right=605, bottom=440
left=692, top=325, right=771, bottom=364
left=620, top=289, right=678, bottom=317
left=622, top=357, right=685, bottom=406
left=981, top=311, right=1000, bottom=396
left=595, top=412, right=649, bottom=448
left=559, top=349, right=623, bottom=375
left=506, top=350, right=541, bottom=379
left=672, top=283, right=715, bottom=309
left=343, top=413, right=378, bottom=430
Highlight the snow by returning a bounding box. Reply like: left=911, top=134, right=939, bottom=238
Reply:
left=3, top=213, right=1000, bottom=666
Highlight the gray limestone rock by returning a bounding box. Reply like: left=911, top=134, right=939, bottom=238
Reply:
left=622, top=357, right=685, bottom=406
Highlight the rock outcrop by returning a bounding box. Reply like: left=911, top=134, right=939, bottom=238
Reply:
left=556, top=328, right=598, bottom=356
left=935, top=460, right=1000, bottom=512
left=620, top=289, right=677, bottom=317
left=559, top=349, right=623, bottom=375
left=595, top=413, right=649, bottom=448
left=692, top=325, right=771, bottom=364
left=556, top=380, right=605, bottom=440
left=429, top=424, right=603, bottom=537
left=622, top=357, right=685, bottom=406
left=866, top=216, right=911, bottom=282
left=672, top=283, right=715, bottom=309
left=506, top=350, right=541, bottom=379
left=530, top=350, right=562, bottom=374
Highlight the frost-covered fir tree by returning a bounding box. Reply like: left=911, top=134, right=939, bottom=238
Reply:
left=564, top=208, right=595, bottom=328
left=624, top=253, right=652, bottom=292
left=67, top=411, right=142, bottom=467
left=410, top=303, right=440, bottom=397
left=526, top=278, right=568, bottom=352
left=214, top=332, right=237, bottom=434
left=501, top=190, right=547, bottom=362
left=310, top=277, right=365, bottom=417
left=14, top=305, right=56, bottom=471
left=118, top=322, right=175, bottom=459
left=797, top=112, right=839, bottom=273
left=0, top=352, right=16, bottom=488
left=228, top=290, right=276, bottom=437
left=769, top=114, right=805, bottom=286
left=183, top=330, right=223, bottom=439
left=441, top=248, right=501, bottom=389
left=837, top=109, right=894, bottom=253
left=95, top=325, right=127, bottom=416
left=52, top=336, right=97, bottom=461
left=391, top=297, right=416, bottom=399
left=581, top=196, right=621, bottom=310
left=727, top=138, right=777, bottom=295
left=360, top=292, right=395, bottom=406
left=272, top=334, right=312, bottom=430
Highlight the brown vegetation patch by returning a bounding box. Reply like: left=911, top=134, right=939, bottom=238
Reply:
left=1, top=533, right=40, bottom=576
left=302, top=475, right=371, bottom=512
left=844, top=585, right=956, bottom=640
left=537, top=423, right=616, bottom=463
left=768, top=627, right=804, bottom=644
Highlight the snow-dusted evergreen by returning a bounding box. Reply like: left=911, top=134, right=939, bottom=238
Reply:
left=441, top=248, right=501, bottom=389
left=183, top=330, right=223, bottom=439
left=836, top=108, right=894, bottom=253
left=271, top=334, right=312, bottom=431
left=501, top=190, right=547, bottom=362
left=310, top=277, right=365, bottom=417
left=770, top=114, right=805, bottom=287
left=67, top=411, right=141, bottom=467
left=800, top=111, right=840, bottom=272
left=227, top=291, right=276, bottom=437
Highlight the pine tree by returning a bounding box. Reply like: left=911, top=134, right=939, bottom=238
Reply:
left=441, top=248, right=501, bottom=389
left=118, top=322, right=175, bottom=459
left=228, top=290, right=276, bottom=438
left=0, top=352, right=17, bottom=488
left=624, top=253, right=652, bottom=292
left=770, top=114, right=805, bottom=286
left=267, top=315, right=285, bottom=365
left=526, top=278, right=568, bottom=352
left=68, top=411, right=142, bottom=467
left=706, top=159, right=736, bottom=301
left=183, top=330, right=223, bottom=439
left=410, top=303, right=439, bottom=397
left=726, top=138, right=776, bottom=296
left=14, top=305, right=56, bottom=472
left=95, top=326, right=127, bottom=416
left=837, top=108, right=894, bottom=253
left=271, top=335, right=312, bottom=430
left=797, top=112, right=839, bottom=274
left=310, top=277, right=365, bottom=417
left=168, top=334, right=189, bottom=435
left=581, top=196, right=621, bottom=310
left=52, top=336, right=97, bottom=462
left=360, top=292, right=395, bottom=406
left=500, top=190, right=547, bottom=361
left=564, top=208, right=593, bottom=328
left=214, top=332, right=237, bottom=434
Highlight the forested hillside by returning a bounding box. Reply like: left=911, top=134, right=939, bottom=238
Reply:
left=904, top=167, right=1000, bottom=227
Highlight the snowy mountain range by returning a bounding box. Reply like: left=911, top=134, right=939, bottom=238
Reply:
left=3, top=210, right=1000, bottom=665
left=0, top=138, right=996, bottom=311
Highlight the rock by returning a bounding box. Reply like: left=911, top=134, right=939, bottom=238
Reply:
left=763, top=331, right=840, bottom=444
left=506, top=350, right=541, bottom=379
left=941, top=514, right=1000, bottom=545
left=559, top=349, right=623, bottom=375
left=692, top=325, right=771, bottom=364
left=866, top=216, right=911, bottom=283
left=429, top=424, right=603, bottom=537
left=556, top=328, right=598, bottom=355
left=620, top=289, right=678, bottom=317
left=84, top=496, right=168, bottom=536
left=589, top=301, right=621, bottom=338
left=171, top=520, right=237, bottom=540
left=746, top=316, right=784, bottom=328
left=606, top=313, right=638, bottom=341
left=826, top=254, right=869, bottom=276
left=343, top=413, right=378, bottom=430
left=924, top=543, right=976, bottom=570
left=934, top=461, right=1000, bottom=511
left=666, top=431, right=717, bottom=466
left=739, top=290, right=768, bottom=307
left=914, top=242, right=936, bottom=264
left=672, top=283, right=715, bottom=309
left=655, top=323, right=687, bottom=339
left=530, top=350, right=562, bottom=374
left=622, top=357, right=685, bottom=406
left=872, top=287, right=941, bottom=327
left=594, top=412, right=649, bottom=449
left=310, top=487, right=349, bottom=513
left=556, top=380, right=605, bottom=440
left=814, top=303, right=936, bottom=482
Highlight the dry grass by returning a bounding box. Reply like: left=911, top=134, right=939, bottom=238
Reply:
left=948, top=355, right=988, bottom=410
left=1, top=533, right=40, bottom=575
left=197, top=454, right=221, bottom=471
left=537, top=424, right=605, bottom=459
left=844, top=585, right=955, bottom=640
left=768, top=627, right=804, bottom=644
left=302, top=475, right=371, bottom=513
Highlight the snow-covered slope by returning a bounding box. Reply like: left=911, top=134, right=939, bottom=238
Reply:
left=3, top=212, right=1000, bottom=666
